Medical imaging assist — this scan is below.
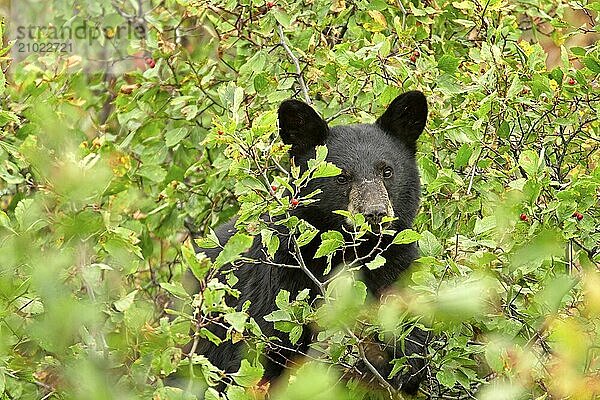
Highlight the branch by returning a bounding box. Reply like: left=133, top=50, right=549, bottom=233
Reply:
left=277, top=24, right=312, bottom=105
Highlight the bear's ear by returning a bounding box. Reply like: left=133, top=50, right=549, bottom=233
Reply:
left=376, top=91, right=428, bottom=151
left=278, top=100, right=328, bottom=155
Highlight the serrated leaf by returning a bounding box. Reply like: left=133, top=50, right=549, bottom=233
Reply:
left=200, top=328, right=222, bottom=346
left=194, top=229, right=221, bottom=249
left=296, top=226, right=319, bottom=247
left=418, top=231, right=442, bottom=256
left=289, top=325, right=303, bottom=345
left=583, top=57, right=600, bottom=73
left=224, top=312, right=248, bottom=332
left=138, top=164, right=167, bottom=182
left=315, top=231, right=344, bottom=258
left=214, top=233, right=254, bottom=268
left=232, top=360, right=263, bottom=387
left=272, top=8, right=291, bottom=28
left=437, top=369, right=457, bottom=388
left=438, top=54, right=460, bottom=73
left=275, top=290, right=290, bottom=310
left=160, top=282, right=190, bottom=300
left=366, top=255, right=386, bottom=270
left=454, top=143, right=473, bottom=169
left=312, top=162, right=342, bottom=178
left=165, top=127, right=189, bottom=147
left=264, top=309, right=291, bottom=322
left=182, top=245, right=211, bottom=281
left=392, top=229, right=422, bottom=245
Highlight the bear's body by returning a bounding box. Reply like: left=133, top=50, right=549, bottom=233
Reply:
left=192, top=91, right=429, bottom=394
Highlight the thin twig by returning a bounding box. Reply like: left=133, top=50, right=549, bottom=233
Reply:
left=277, top=24, right=311, bottom=105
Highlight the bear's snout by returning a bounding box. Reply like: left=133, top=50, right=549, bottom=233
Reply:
left=363, top=203, right=388, bottom=224
left=348, top=180, right=395, bottom=226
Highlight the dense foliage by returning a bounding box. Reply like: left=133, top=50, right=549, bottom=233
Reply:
left=0, top=0, right=599, bottom=399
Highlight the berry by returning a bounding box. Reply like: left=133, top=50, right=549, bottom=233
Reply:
left=568, top=78, right=575, bottom=85
left=217, top=130, right=224, bottom=135
left=520, top=213, right=528, bottom=221
left=413, top=50, right=420, bottom=57
left=266, top=1, right=275, bottom=8
left=573, top=212, right=583, bottom=221
left=410, top=55, right=417, bottom=63
left=145, top=57, right=156, bottom=68
left=271, top=185, right=278, bottom=192
left=290, top=198, right=299, bottom=207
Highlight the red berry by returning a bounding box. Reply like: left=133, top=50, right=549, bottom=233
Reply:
left=410, top=55, right=417, bottom=62
left=568, top=78, right=575, bottom=85
left=266, top=1, right=275, bottom=8
left=217, top=130, right=224, bottom=135
left=575, top=212, right=583, bottom=221
left=520, top=213, right=528, bottom=221
left=413, top=50, right=420, bottom=57
left=271, top=185, right=277, bottom=192
left=290, top=198, right=299, bottom=207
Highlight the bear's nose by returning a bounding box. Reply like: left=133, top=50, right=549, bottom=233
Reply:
left=363, top=204, right=388, bottom=224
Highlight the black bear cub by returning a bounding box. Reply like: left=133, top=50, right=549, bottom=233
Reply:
left=193, top=91, right=429, bottom=394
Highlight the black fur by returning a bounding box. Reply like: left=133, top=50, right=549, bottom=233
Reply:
left=191, top=91, right=429, bottom=394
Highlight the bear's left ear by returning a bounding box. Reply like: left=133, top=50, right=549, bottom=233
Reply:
left=376, top=91, right=428, bottom=151
left=278, top=100, right=328, bottom=156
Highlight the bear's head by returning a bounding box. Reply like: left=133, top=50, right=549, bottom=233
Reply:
left=278, top=91, right=427, bottom=233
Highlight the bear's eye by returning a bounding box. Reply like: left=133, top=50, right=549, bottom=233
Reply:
left=382, top=166, right=393, bottom=179
left=337, top=174, right=349, bottom=184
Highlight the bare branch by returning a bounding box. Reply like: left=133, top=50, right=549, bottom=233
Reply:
left=277, top=24, right=312, bottom=105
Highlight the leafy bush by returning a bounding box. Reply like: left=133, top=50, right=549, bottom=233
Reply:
left=0, top=0, right=599, bottom=399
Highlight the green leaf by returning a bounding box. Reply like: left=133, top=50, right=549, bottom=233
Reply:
left=0, top=211, right=10, bottom=229
left=0, top=367, right=5, bottom=395
left=473, top=216, right=496, bottom=236
left=296, top=226, right=319, bottom=247
left=312, top=162, right=342, bottom=179
left=454, top=143, right=473, bottom=169
left=392, top=229, right=422, bottom=244
left=438, top=54, right=460, bottom=73
left=366, top=255, right=386, bottom=270
left=315, top=231, right=344, bottom=258
left=224, top=311, right=248, bottom=332
left=200, top=328, right=222, bottom=346
left=194, top=229, right=221, bottom=249
left=182, top=245, right=211, bottom=281
left=138, top=164, right=167, bottom=182
left=275, top=290, right=290, bottom=310
left=160, top=282, right=190, bottom=300
left=272, top=8, right=291, bottom=28
left=165, top=127, right=189, bottom=147
left=437, top=368, right=457, bottom=388
left=204, top=388, right=221, bottom=400
left=289, top=325, right=303, bottom=345
left=264, top=309, right=291, bottom=322
left=226, top=386, right=253, bottom=400
left=232, top=360, right=264, bottom=387
left=518, top=150, right=541, bottom=177
left=114, top=290, right=138, bottom=312
left=583, top=57, right=600, bottom=73
left=214, top=233, right=254, bottom=268
left=418, top=231, right=442, bottom=256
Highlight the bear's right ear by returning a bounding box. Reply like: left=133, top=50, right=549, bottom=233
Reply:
left=376, top=91, right=428, bottom=152
left=278, top=100, right=328, bottom=156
